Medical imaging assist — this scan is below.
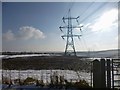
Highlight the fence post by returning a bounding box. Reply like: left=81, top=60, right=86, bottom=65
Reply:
left=100, top=59, right=106, bottom=88
left=106, top=59, right=111, bottom=88
left=93, top=59, right=101, bottom=88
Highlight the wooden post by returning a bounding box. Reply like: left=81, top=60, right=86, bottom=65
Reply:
left=93, top=59, right=101, bottom=88
left=106, top=59, right=111, bottom=88
left=111, top=59, right=114, bottom=89
left=90, top=62, right=93, bottom=87
left=100, top=59, right=106, bottom=88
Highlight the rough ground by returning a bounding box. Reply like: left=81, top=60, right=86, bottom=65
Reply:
left=2, top=56, right=91, bottom=71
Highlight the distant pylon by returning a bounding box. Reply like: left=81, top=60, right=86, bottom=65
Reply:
left=59, top=9, right=83, bottom=56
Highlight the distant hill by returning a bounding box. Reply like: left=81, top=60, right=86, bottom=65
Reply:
left=77, top=49, right=119, bottom=58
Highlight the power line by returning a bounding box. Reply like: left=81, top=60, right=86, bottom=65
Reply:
left=61, top=2, right=95, bottom=53
left=59, top=9, right=83, bottom=56
left=68, top=2, right=75, bottom=11
left=78, top=2, right=118, bottom=37
left=60, top=2, right=117, bottom=54
left=78, top=2, right=96, bottom=19
left=60, top=2, right=75, bottom=29
left=80, top=2, right=108, bottom=23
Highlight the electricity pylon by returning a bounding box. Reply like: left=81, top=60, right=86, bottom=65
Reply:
left=59, top=9, right=83, bottom=56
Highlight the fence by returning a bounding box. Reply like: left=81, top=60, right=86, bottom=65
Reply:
left=92, top=58, right=120, bottom=89
left=2, top=58, right=120, bottom=89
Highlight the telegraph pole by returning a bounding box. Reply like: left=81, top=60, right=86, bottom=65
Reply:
left=59, top=9, right=83, bottom=56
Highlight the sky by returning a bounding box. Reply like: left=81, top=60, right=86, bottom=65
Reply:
left=2, top=2, right=118, bottom=52
left=0, top=2, right=1, bottom=52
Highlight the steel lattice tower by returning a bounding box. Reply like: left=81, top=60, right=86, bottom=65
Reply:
left=59, top=9, right=83, bottom=56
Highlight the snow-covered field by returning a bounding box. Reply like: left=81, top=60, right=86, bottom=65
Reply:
left=2, top=70, right=91, bottom=84
left=1, top=54, right=120, bottom=89
left=1, top=69, right=120, bottom=89
left=0, top=54, right=51, bottom=59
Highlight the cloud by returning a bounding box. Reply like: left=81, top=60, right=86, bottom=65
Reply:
left=3, top=26, right=45, bottom=41
left=3, top=30, right=15, bottom=41
left=116, top=34, right=120, bottom=42
left=18, top=26, right=45, bottom=40
left=88, top=9, right=118, bottom=32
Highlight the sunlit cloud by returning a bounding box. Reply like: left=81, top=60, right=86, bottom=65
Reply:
left=18, top=26, right=45, bottom=40
left=88, top=9, right=118, bottom=32
left=3, top=26, right=45, bottom=41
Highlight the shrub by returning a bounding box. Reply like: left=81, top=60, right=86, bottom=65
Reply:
left=74, top=79, right=91, bottom=88
left=23, top=77, right=36, bottom=85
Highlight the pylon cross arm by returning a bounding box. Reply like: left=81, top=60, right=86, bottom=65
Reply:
left=62, top=17, right=78, bottom=20
left=61, top=35, right=82, bottom=37
left=60, top=26, right=83, bottom=29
